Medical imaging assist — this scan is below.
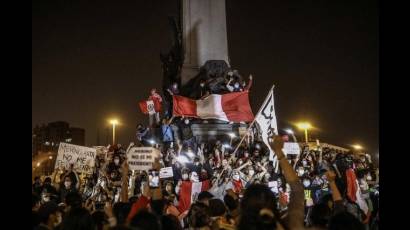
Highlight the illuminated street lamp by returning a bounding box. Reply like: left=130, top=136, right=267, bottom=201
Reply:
left=109, top=119, right=119, bottom=145
left=296, top=122, right=312, bottom=143
left=352, top=144, right=363, bottom=150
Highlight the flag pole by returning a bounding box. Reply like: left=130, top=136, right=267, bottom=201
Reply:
left=230, top=84, right=275, bottom=159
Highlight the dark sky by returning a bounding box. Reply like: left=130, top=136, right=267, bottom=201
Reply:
left=32, top=0, right=378, bottom=153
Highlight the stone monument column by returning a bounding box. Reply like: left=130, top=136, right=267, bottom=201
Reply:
left=181, top=0, right=230, bottom=85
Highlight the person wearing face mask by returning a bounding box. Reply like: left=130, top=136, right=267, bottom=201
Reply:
left=59, top=176, right=77, bottom=203
left=147, top=88, right=163, bottom=127
left=229, top=170, right=245, bottom=195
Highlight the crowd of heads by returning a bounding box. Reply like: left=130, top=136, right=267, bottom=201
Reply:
left=33, top=135, right=379, bottom=230
left=33, top=71, right=378, bottom=229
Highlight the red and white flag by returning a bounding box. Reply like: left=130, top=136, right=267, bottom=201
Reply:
left=177, top=180, right=210, bottom=213
left=139, top=99, right=161, bottom=115
left=172, top=91, right=254, bottom=122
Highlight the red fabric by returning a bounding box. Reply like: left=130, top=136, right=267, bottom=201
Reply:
left=172, top=95, right=197, bottom=117
left=172, top=92, right=254, bottom=122
left=201, top=179, right=211, bottom=191
left=177, top=180, right=210, bottom=213
left=346, top=169, right=358, bottom=202
left=127, top=195, right=150, bottom=222
left=221, top=91, right=254, bottom=122
left=139, top=99, right=161, bottom=114
left=177, top=181, right=193, bottom=213
left=149, top=93, right=163, bottom=103
left=232, top=179, right=243, bottom=194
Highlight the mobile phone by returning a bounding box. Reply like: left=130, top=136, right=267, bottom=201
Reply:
left=149, top=170, right=160, bottom=188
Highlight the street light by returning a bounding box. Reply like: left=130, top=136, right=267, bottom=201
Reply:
left=109, top=119, right=119, bottom=145
left=285, top=129, right=298, bottom=142
left=296, top=122, right=311, bottom=143
left=352, top=144, right=363, bottom=150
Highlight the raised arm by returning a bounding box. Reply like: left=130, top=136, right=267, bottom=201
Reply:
left=120, top=161, right=129, bottom=202
left=270, top=136, right=305, bottom=230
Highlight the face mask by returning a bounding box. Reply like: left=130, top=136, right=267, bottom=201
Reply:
left=195, top=162, right=200, bottom=166
left=238, top=160, right=243, bottom=165
left=302, top=160, right=307, bottom=166
left=298, top=169, right=305, bottom=176
left=184, top=119, right=189, bottom=125
left=233, top=174, right=240, bottom=181
left=366, top=175, right=372, bottom=181
left=303, top=180, right=311, bottom=187
left=248, top=170, right=255, bottom=176
left=173, top=84, right=178, bottom=89
left=43, top=196, right=50, bottom=202
left=64, top=181, right=71, bottom=188
left=200, top=83, right=205, bottom=87
left=182, top=174, right=189, bottom=180
left=114, top=159, right=120, bottom=165
left=244, top=153, right=249, bottom=158
left=234, top=83, right=240, bottom=88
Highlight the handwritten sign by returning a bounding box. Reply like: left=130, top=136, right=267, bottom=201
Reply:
left=283, top=142, right=301, bottom=155
left=126, top=147, right=160, bottom=171
left=159, top=167, right=174, bottom=178
left=55, top=143, right=97, bottom=174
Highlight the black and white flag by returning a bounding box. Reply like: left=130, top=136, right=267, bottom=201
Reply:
left=255, top=86, right=279, bottom=169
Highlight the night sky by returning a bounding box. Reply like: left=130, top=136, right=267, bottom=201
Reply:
left=32, top=0, right=378, bottom=154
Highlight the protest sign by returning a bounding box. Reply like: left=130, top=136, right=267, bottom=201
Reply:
left=283, top=142, right=301, bottom=155
left=159, top=167, right=174, bottom=178
left=127, top=146, right=160, bottom=171
left=55, top=143, right=97, bottom=174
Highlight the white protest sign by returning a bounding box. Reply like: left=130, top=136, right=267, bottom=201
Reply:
left=159, top=167, right=174, bottom=178
left=283, top=142, right=301, bottom=155
left=55, top=143, right=97, bottom=174
left=126, top=146, right=160, bottom=171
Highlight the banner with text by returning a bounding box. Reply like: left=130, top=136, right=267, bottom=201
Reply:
left=283, top=143, right=301, bottom=155
left=127, top=147, right=160, bottom=171
left=55, top=143, right=97, bottom=174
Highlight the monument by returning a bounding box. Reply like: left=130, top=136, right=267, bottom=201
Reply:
left=160, top=0, right=249, bottom=144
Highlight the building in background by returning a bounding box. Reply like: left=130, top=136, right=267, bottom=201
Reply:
left=32, top=121, right=85, bottom=157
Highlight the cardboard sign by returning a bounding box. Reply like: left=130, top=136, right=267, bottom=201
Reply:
left=55, top=143, right=97, bottom=174
left=159, top=167, right=174, bottom=178
left=126, top=147, right=160, bottom=171
left=283, top=142, right=301, bottom=155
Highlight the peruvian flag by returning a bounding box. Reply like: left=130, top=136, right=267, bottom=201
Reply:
left=172, top=91, right=254, bottom=122
left=177, top=180, right=210, bottom=213
left=139, top=99, right=161, bottom=115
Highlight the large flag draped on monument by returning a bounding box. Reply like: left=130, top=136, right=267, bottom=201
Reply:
left=172, top=91, right=254, bottom=122
left=254, top=86, right=279, bottom=167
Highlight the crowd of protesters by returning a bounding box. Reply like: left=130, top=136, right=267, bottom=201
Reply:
left=33, top=70, right=378, bottom=230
